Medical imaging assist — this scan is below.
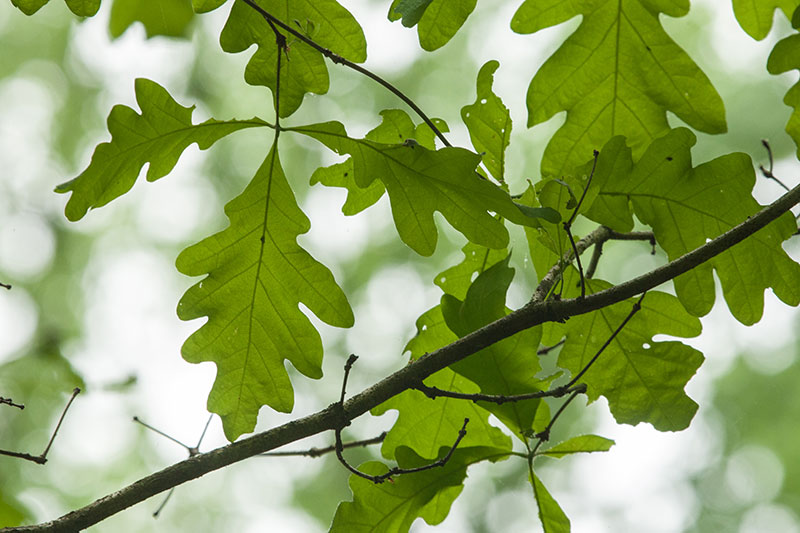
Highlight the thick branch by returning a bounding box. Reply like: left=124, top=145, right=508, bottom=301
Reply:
left=6, top=183, right=800, bottom=532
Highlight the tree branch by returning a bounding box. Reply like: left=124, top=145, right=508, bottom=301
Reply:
left=6, top=182, right=800, bottom=532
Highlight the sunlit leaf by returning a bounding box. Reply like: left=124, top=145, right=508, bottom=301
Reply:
left=590, top=129, right=800, bottom=324
left=461, top=60, right=512, bottom=183
left=511, top=0, right=726, bottom=177
left=732, top=0, right=799, bottom=40
left=192, top=0, right=227, bottom=13
left=294, top=121, right=557, bottom=256
left=538, top=435, right=615, bottom=458
left=55, top=78, right=268, bottom=221
left=176, top=146, right=353, bottom=440
left=220, top=0, right=366, bottom=117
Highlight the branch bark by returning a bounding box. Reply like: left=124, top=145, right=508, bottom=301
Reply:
left=5, top=183, right=800, bottom=532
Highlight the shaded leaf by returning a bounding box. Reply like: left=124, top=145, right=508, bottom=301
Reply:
left=192, top=0, right=227, bottom=13
left=330, top=446, right=509, bottom=533
left=511, top=0, right=726, bottom=177
left=389, top=0, right=433, bottom=27
left=538, top=434, right=615, bottom=458
left=294, top=121, right=556, bottom=256
left=532, top=473, right=570, bottom=533
left=442, top=257, right=547, bottom=435
left=559, top=280, right=704, bottom=431
left=374, top=306, right=512, bottom=460
left=56, top=78, right=268, bottom=221
left=64, top=0, right=100, bottom=16
left=109, top=0, right=194, bottom=39
left=176, top=147, right=353, bottom=440
left=591, top=129, right=800, bottom=324
left=461, top=60, right=512, bottom=183
left=220, top=0, right=366, bottom=117
left=732, top=0, right=799, bottom=40
left=10, top=0, right=48, bottom=15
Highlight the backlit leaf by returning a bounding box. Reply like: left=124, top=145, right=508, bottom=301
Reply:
left=532, top=473, right=570, bottom=533
left=389, top=0, right=476, bottom=50
left=768, top=33, right=800, bottom=159
left=220, top=0, right=366, bottom=117
left=176, top=146, right=353, bottom=440
left=732, top=0, right=799, bottom=40
left=511, top=0, right=726, bottom=177
left=55, top=78, right=268, bottom=221
left=538, top=435, right=615, bottom=458
left=109, top=0, right=194, bottom=38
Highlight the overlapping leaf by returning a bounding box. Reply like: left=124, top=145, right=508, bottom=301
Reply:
left=109, top=0, right=195, bottom=38
left=309, top=109, right=447, bottom=215
left=559, top=280, right=703, bottom=431
left=294, top=120, right=557, bottom=256
left=732, top=0, right=799, bottom=40
left=461, top=60, right=512, bottom=183
left=768, top=32, right=800, bottom=158
left=176, top=147, right=353, bottom=441
left=55, top=78, right=268, bottom=221
left=388, top=0, right=477, bottom=51
left=12, top=0, right=99, bottom=16
left=330, top=446, right=509, bottom=533
left=511, top=0, right=726, bottom=178
left=219, top=0, right=366, bottom=117
left=587, top=129, right=800, bottom=324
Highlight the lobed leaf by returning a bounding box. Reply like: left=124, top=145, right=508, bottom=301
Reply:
left=220, top=0, right=366, bottom=118
left=109, top=0, right=195, bottom=38
left=768, top=33, right=800, bottom=159
left=589, top=129, right=800, bottom=324
left=294, top=120, right=556, bottom=256
left=442, top=257, right=548, bottom=435
left=461, top=60, right=512, bottom=183
left=373, top=306, right=512, bottom=460
left=731, top=0, right=799, bottom=40
left=559, top=280, right=704, bottom=431
left=55, top=78, right=268, bottom=221
left=511, top=0, right=726, bottom=178
left=176, top=147, right=353, bottom=441
left=388, top=0, right=477, bottom=51
left=330, top=446, right=509, bottom=533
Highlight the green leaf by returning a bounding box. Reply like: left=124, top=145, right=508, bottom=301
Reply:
left=64, top=0, right=100, bottom=16
left=220, top=0, right=366, bottom=118
left=511, top=0, right=726, bottom=178
left=10, top=0, right=48, bottom=15
left=330, top=446, right=509, bottom=533
left=55, top=78, right=268, bottom=221
left=109, top=0, right=195, bottom=39
left=389, top=0, right=476, bottom=50
left=538, top=435, right=615, bottom=458
left=732, top=0, right=800, bottom=40
left=591, top=129, right=800, bottom=324
left=434, top=241, right=509, bottom=299
left=374, top=306, right=512, bottom=460
left=442, top=257, right=548, bottom=435
left=461, top=60, right=512, bottom=183
left=176, top=147, right=353, bottom=441
left=192, top=0, right=227, bottom=13
left=768, top=33, right=800, bottom=159
left=294, top=121, right=554, bottom=256
left=559, top=281, right=704, bottom=431
left=532, top=473, right=570, bottom=533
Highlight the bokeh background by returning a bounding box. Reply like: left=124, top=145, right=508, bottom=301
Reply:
left=1, top=1, right=799, bottom=531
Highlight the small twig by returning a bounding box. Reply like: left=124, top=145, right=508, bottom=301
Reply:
left=585, top=230, right=656, bottom=279
left=565, top=292, right=646, bottom=389
left=1, top=396, right=24, bottom=409
left=0, top=282, right=11, bottom=290
left=260, top=432, right=387, bottom=458
left=759, top=139, right=790, bottom=192
left=531, top=387, right=584, bottom=454
left=0, top=387, right=80, bottom=465
left=414, top=382, right=585, bottom=405
left=239, top=0, right=451, bottom=148
left=537, top=339, right=565, bottom=356
left=333, top=355, right=469, bottom=483
left=563, top=150, right=600, bottom=299
left=584, top=240, right=604, bottom=279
